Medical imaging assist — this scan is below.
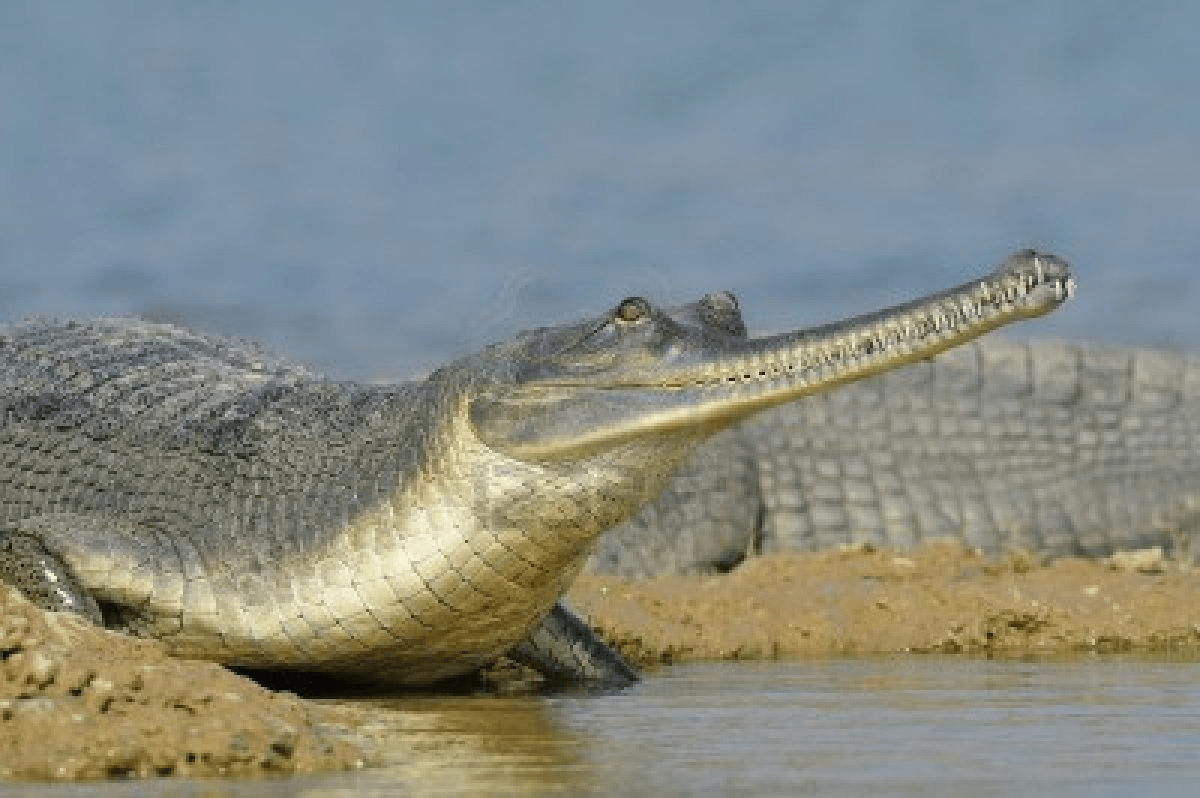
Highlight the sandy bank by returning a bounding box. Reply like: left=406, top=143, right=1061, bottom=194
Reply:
left=0, top=586, right=367, bottom=780
left=568, top=541, right=1200, bottom=667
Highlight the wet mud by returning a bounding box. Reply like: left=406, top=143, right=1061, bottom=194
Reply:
left=5, top=541, right=1200, bottom=781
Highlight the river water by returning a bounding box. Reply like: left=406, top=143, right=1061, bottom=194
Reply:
left=2, top=657, right=1198, bottom=797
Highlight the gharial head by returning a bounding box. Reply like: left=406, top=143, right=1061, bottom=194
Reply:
left=457, top=249, right=1073, bottom=462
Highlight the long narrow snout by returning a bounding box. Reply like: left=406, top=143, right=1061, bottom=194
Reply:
left=476, top=249, right=1074, bottom=461
left=671, top=248, right=1071, bottom=394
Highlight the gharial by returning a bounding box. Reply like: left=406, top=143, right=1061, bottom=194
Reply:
left=0, top=250, right=1072, bottom=686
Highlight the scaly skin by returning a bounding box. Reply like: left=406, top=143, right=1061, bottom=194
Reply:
left=590, top=337, right=1200, bottom=579
left=0, top=251, right=1071, bottom=685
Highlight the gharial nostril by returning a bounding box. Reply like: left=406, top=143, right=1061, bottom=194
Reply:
left=701, top=291, right=739, bottom=311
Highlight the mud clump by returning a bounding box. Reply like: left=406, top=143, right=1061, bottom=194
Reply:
left=568, top=541, right=1200, bottom=667
left=0, top=586, right=366, bottom=781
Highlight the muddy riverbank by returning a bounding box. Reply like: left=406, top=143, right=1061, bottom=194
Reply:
left=569, top=541, right=1200, bottom=668
left=0, top=586, right=368, bottom=780
left=4, top=541, right=1200, bottom=781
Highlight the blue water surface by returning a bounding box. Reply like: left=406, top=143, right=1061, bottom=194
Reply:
left=1, top=2, right=1197, bottom=377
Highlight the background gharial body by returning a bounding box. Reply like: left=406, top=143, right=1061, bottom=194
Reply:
left=0, top=251, right=1071, bottom=685
left=593, top=336, right=1200, bottom=579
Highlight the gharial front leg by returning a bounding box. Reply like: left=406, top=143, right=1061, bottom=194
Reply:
left=507, top=601, right=638, bottom=686
left=0, top=512, right=190, bottom=639
left=0, top=515, right=104, bottom=624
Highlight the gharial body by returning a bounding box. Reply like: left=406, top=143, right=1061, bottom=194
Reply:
left=0, top=250, right=1071, bottom=686
left=591, top=336, right=1200, bottom=579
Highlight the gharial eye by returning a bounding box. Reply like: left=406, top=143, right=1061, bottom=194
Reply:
left=615, top=296, right=651, bottom=323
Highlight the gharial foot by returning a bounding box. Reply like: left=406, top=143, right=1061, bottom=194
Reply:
left=508, top=601, right=639, bottom=687
left=0, top=530, right=103, bottom=625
